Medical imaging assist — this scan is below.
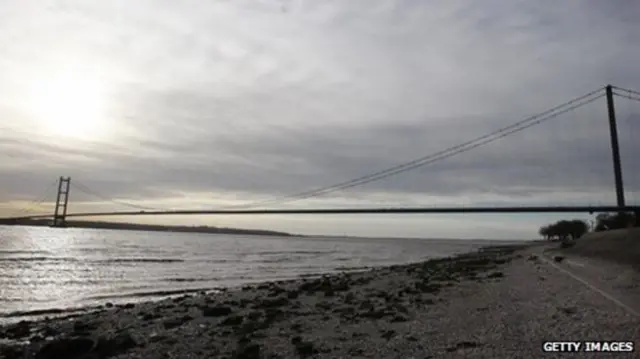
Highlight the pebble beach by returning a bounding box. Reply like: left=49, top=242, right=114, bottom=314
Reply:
left=0, top=243, right=638, bottom=358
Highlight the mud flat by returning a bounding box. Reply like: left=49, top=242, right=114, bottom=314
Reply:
left=1, top=243, right=637, bottom=358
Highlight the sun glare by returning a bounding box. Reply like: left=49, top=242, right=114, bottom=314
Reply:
left=27, top=70, right=109, bottom=140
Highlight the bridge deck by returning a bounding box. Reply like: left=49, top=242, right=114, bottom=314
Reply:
left=2, top=205, right=639, bottom=222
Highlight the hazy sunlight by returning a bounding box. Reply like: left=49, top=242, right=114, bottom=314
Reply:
left=27, top=69, right=109, bottom=140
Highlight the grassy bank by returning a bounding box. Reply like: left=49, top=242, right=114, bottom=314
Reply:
left=563, top=228, right=640, bottom=269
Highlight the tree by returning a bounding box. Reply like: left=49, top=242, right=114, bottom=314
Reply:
left=567, top=219, right=589, bottom=239
left=538, top=225, right=551, bottom=240
left=538, top=219, right=589, bottom=241
left=555, top=220, right=571, bottom=241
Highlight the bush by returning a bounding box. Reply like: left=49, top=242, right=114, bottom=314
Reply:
left=594, top=212, right=636, bottom=231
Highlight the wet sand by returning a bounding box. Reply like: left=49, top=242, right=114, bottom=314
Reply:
left=0, top=243, right=637, bottom=358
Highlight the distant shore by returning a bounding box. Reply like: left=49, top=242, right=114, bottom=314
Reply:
left=2, top=242, right=636, bottom=358
left=0, top=219, right=295, bottom=237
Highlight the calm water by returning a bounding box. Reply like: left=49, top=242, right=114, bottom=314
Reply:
left=0, top=225, right=524, bottom=323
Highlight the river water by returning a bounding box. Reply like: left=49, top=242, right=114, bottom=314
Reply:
left=0, top=225, right=525, bottom=323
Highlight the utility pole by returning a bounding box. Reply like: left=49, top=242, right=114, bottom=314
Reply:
left=52, top=176, right=71, bottom=227
left=605, top=85, right=625, bottom=212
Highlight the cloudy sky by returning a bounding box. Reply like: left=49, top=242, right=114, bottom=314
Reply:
left=0, top=0, right=639, bottom=239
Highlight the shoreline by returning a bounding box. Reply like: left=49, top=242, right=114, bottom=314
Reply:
left=0, top=272, right=364, bottom=327
left=0, top=241, right=526, bottom=325
left=0, top=244, right=525, bottom=357
left=1, top=242, right=636, bottom=358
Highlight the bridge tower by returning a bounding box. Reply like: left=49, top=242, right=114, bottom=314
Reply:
left=52, top=176, right=71, bottom=227
left=605, top=85, right=625, bottom=210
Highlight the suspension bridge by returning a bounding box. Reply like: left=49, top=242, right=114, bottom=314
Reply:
left=2, top=85, right=640, bottom=227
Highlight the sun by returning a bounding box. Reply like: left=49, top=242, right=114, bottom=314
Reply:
left=27, top=70, right=109, bottom=140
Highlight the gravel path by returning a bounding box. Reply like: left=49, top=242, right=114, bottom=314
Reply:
left=0, top=244, right=637, bottom=358
left=544, top=245, right=640, bottom=316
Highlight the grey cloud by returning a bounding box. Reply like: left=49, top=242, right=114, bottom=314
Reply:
left=5, top=105, right=637, bottom=207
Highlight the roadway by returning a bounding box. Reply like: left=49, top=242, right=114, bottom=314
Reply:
left=3, top=205, right=640, bottom=221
